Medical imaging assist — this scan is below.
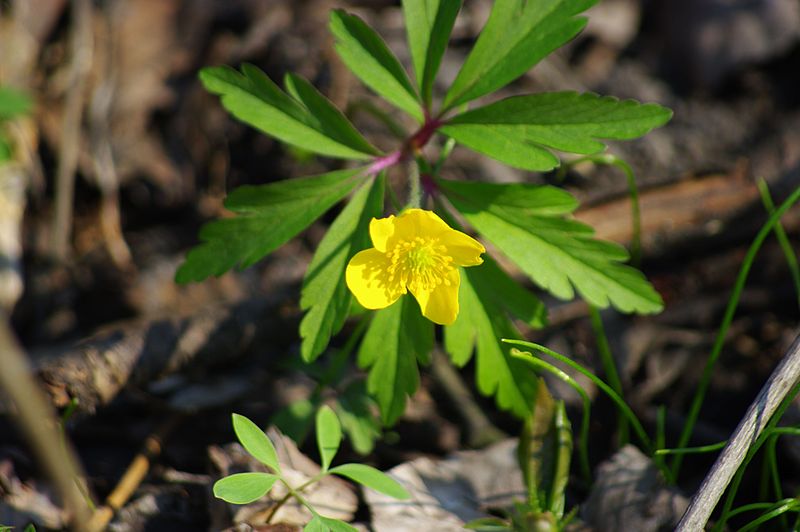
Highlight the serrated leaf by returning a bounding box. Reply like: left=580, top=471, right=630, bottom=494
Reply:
left=441, top=91, right=673, bottom=171
left=334, top=381, right=381, bottom=455
left=0, top=86, right=32, bottom=120
left=517, top=379, right=572, bottom=517
left=402, top=0, right=462, bottom=104
left=442, top=0, right=596, bottom=110
left=438, top=179, right=578, bottom=216
left=330, top=10, right=422, bottom=122
left=316, top=405, right=342, bottom=471
left=213, top=472, right=278, bottom=504
left=472, top=256, right=547, bottom=328
left=329, top=463, right=410, bottom=499
left=444, top=268, right=539, bottom=417
left=231, top=414, right=281, bottom=473
left=441, top=180, right=663, bottom=313
left=200, top=64, right=375, bottom=159
left=176, top=168, right=365, bottom=283
left=300, top=175, right=385, bottom=361
left=358, top=297, right=433, bottom=425
left=284, top=73, right=380, bottom=157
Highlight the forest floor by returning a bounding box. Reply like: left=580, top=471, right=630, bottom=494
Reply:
left=2, top=0, right=800, bottom=530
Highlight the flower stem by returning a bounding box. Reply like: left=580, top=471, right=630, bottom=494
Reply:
left=588, top=305, right=629, bottom=447
left=407, top=160, right=422, bottom=208
left=265, top=472, right=327, bottom=523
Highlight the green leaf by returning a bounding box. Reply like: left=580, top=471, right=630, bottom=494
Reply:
left=272, top=398, right=317, bottom=445
left=176, top=168, right=365, bottom=283
left=402, top=0, right=462, bottom=104
left=330, top=10, right=422, bottom=122
left=441, top=92, right=673, bottom=171
left=284, top=73, right=380, bottom=157
left=329, top=463, right=410, bottom=499
left=334, top=381, right=382, bottom=455
left=213, top=472, right=278, bottom=504
left=299, top=174, right=385, bottom=361
left=304, top=516, right=327, bottom=532
left=471, top=256, right=547, bottom=328
left=444, top=267, right=539, bottom=417
left=358, top=297, right=433, bottom=425
left=0, top=137, right=12, bottom=163
left=442, top=0, right=596, bottom=110
left=316, top=405, right=342, bottom=471
left=231, top=414, right=281, bottom=473
left=464, top=517, right=513, bottom=531
left=517, top=379, right=572, bottom=517
left=438, top=179, right=578, bottom=216
left=320, top=517, right=359, bottom=532
left=0, top=86, right=32, bottom=120
left=441, top=179, right=663, bottom=314
left=200, top=64, right=375, bottom=159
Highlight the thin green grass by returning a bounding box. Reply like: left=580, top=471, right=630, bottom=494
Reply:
left=504, top=340, right=654, bottom=455
left=588, top=306, right=629, bottom=447
left=510, top=352, right=592, bottom=483
left=671, top=185, right=800, bottom=479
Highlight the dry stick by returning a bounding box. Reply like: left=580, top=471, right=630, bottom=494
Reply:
left=430, top=349, right=507, bottom=448
left=89, top=4, right=133, bottom=268
left=677, top=334, right=800, bottom=531
left=87, top=415, right=182, bottom=532
left=0, top=314, right=92, bottom=531
left=51, top=0, right=92, bottom=261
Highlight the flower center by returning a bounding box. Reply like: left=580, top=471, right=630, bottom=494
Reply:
left=387, top=237, right=454, bottom=293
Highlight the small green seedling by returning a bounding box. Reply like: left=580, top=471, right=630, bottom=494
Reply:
left=178, top=0, right=673, bottom=430
left=213, top=406, right=409, bottom=531
left=0, top=86, right=32, bottom=163
left=466, top=379, right=576, bottom=532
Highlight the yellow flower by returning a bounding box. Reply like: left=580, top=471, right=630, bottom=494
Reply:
left=346, top=208, right=485, bottom=325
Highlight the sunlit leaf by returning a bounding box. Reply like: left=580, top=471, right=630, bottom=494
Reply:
left=330, top=463, right=410, bottom=499
left=200, top=64, right=376, bottom=159
left=321, top=516, right=359, bottom=532
left=300, top=175, right=385, bottom=361
left=443, top=0, right=596, bottom=110
left=441, top=92, right=673, bottom=171
left=444, top=267, right=539, bottom=417
left=316, top=405, right=342, bottom=471
left=330, top=9, right=422, bottom=121
left=176, top=168, right=365, bottom=283
left=440, top=179, right=663, bottom=313
left=213, top=472, right=278, bottom=504
left=284, top=73, right=380, bottom=157
left=403, top=0, right=462, bottom=104
left=232, top=414, right=281, bottom=473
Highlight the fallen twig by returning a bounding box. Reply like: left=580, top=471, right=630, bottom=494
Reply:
left=87, top=414, right=182, bottom=531
left=50, top=0, right=92, bottom=261
left=0, top=312, right=91, bottom=530
left=677, top=333, right=800, bottom=530
left=35, top=297, right=286, bottom=414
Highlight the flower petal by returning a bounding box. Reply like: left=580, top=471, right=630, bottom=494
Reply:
left=346, top=248, right=404, bottom=309
left=410, top=269, right=461, bottom=325
left=369, top=216, right=396, bottom=252
left=393, top=208, right=452, bottom=241
left=439, top=228, right=485, bottom=267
